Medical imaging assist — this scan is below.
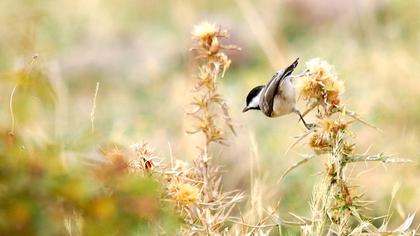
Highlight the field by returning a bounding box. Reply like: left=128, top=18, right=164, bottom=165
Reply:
left=0, top=0, right=419, bottom=235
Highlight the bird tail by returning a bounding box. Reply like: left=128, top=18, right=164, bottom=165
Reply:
left=281, top=57, right=299, bottom=79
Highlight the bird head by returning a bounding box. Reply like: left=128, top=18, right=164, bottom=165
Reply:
left=243, top=85, right=264, bottom=112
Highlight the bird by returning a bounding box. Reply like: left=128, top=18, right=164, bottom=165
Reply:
left=242, top=58, right=312, bottom=129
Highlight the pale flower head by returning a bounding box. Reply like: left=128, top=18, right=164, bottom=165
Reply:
left=305, top=58, right=337, bottom=81
left=172, top=183, right=199, bottom=205
left=192, top=22, right=219, bottom=42
left=296, top=58, right=344, bottom=108
left=318, top=117, right=348, bottom=134
left=295, top=75, right=323, bottom=100
left=309, top=132, right=331, bottom=152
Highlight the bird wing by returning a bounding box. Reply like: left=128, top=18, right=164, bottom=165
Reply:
left=260, top=58, right=299, bottom=116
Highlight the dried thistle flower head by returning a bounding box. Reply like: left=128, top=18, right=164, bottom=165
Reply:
left=296, top=58, right=344, bottom=109
left=318, top=117, right=349, bottom=135
left=296, top=75, right=323, bottom=101
left=128, top=142, right=157, bottom=172
left=305, top=58, right=337, bottom=82
left=309, top=132, right=331, bottom=152
left=172, top=183, right=199, bottom=206
left=192, top=22, right=226, bottom=57
left=323, top=78, right=344, bottom=107
left=130, top=142, right=155, bottom=159
left=191, top=22, right=239, bottom=74
left=192, top=22, right=220, bottom=44
left=309, top=117, right=350, bottom=153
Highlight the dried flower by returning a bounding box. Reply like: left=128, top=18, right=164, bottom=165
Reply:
left=305, top=58, right=337, bottom=82
left=309, top=132, right=331, bottom=151
left=308, top=117, right=350, bottom=154
left=172, top=183, right=199, bottom=205
left=130, top=142, right=155, bottom=160
left=191, top=21, right=239, bottom=72
left=192, top=22, right=220, bottom=44
left=128, top=142, right=157, bottom=172
left=296, top=75, right=323, bottom=101
left=296, top=58, right=344, bottom=110
left=318, top=117, right=349, bottom=135
left=323, top=79, right=343, bottom=106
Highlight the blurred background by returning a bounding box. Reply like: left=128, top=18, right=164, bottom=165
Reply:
left=0, top=0, right=419, bottom=231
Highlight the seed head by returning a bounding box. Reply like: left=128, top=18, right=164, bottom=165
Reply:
left=295, top=75, right=323, bottom=101
left=128, top=142, right=157, bottom=172
left=296, top=58, right=344, bottom=109
left=172, top=183, right=199, bottom=205
left=309, top=132, right=331, bottom=152
left=323, top=79, right=344, bottom=106
left=192, top=22, right=220, bottom=44
left=305, top=58, right=337, bottom=81
left=318, top=117, right=349, bottom=135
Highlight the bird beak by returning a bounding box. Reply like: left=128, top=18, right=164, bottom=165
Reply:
left=242, top=106, right=250, bottom=113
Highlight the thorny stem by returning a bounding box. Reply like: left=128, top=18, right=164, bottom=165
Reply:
left=184, top=22, right=241, bottom=234
left=228, top=219, right=307, bottom=228
left=202, top=144, right=211, bottom=201
left=319, top=183, right=333, bottom=235
left=279, top=155, right=317, bottom=183
left=341, top=108, right=383, bottom=132
left=350, top=153, right=411, bottom=163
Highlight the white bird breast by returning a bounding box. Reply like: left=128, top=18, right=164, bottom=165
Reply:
left=271, top=78, right=296, bottom=117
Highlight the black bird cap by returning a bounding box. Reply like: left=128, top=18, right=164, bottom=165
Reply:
left=246, top=85, right=264, bottom=105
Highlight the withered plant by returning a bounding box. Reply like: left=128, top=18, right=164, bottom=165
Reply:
left=99, top=23, right=246, bottom=235
left=166, top=22, right=244, bottom=235
left=289, top=58, right=414, bottom=235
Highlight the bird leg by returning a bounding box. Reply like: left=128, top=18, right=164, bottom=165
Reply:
left=293, top=108, right=315, bottom=130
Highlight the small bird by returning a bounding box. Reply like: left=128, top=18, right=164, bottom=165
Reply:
left=242, top=58, right=312, bottom=129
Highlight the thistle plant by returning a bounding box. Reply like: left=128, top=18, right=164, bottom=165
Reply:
left=74, top=23, right=245, bottom=235
left=294, top=58, right=355, bottom=234
left=289, top=58, right=414, bottom=235
left=169, top=22, right=244, bottom=235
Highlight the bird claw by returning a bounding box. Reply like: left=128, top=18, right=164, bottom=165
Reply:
left=304, top=123, right=317, bottom=130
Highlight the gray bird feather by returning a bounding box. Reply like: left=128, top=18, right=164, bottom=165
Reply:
left=260, top=58, right=299, bottom=117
